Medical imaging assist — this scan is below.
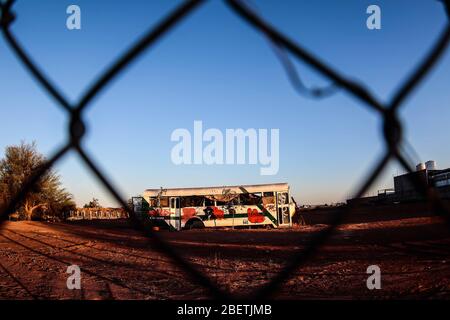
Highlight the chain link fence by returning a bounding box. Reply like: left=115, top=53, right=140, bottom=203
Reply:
left=0, top=0, right=449, bottom=299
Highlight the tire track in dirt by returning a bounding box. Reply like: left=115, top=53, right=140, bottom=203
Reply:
left=0, top=233, right=67, bottom=299
left=2, top=224, right=287, bottom=296
left=28, top=229, right=248, bottom=275
left=1, top=223, right=206, bottom=299
left=31, top=222, right=225, bottom=276
left=27, top=229, right=184, bottom=276
left=26, top=223, right=277, bottom=274
left=0, top=231, right=112, bottom=299
left=12, top=228, right=184, bottom=279
left=2, top=220, right=449, bottom=298
left=0, top=260, right=38, bottom=299
left=22, top=228, right=211, bottom=298
left=379, top=239, right=450, bottom=259
left=31, top=223, right=450, bottom=297
left=0, top=230, right=166, bottom=299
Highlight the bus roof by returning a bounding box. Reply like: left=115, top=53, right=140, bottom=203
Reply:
left=143, top=183, right=289, bottom=197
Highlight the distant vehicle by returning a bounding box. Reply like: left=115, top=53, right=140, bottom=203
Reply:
left=8, top=213, right=20, bottom=221
left=132, top=183, right=295, bottom=230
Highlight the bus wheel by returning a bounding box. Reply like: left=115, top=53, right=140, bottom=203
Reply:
left=265, top=224, right=274, bottom=230
left=187, top=220, right=205, bottom=230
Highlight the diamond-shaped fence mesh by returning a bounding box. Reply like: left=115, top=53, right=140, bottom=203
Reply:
left=0, top=0, right=449, bottom=300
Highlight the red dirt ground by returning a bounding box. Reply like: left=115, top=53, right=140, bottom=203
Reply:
left=0, top=214, right=449, bottom=299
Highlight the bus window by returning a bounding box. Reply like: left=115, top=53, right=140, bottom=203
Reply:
left=278, top=192, right=289, bottom=205
left=148, top=198, right=157, bottom=206
left=231, top=196, right=240, bottom=205
left=240, top=192, right=262, bottom=205
left=204, top=197, right=214, bottom=206
left=160, top=197, right=169, bottom=207
left=170, top=198, right=180, bottom=209
left=181, top=196, right=203, bottom=207
left=262, top=192, right=275, bottom=205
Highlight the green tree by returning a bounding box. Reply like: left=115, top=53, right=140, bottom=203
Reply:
left=0, top=142, right=75, bottom=220
left=83, top=198, right=101, bottom=208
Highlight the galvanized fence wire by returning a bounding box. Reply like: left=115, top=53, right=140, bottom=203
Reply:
left=0, top=0, right=449, bottom=300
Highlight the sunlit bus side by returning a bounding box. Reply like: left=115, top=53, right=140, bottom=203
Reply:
left=132, top=183, right=295, bottom=230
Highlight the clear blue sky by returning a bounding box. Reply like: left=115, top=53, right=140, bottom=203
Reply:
left=1, top=0, right=449, bottom=206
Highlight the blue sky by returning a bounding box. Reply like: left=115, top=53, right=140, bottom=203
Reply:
left=1, top=0, right=449, bottom=206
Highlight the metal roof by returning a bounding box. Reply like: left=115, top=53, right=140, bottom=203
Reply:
left=143, top=183, right=289, bottom=197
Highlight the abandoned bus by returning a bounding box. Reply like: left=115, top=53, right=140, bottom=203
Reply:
left=133, top=183, right=295, bottom=230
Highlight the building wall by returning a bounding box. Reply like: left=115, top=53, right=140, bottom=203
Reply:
left=394, top=170, right=428, bottom=196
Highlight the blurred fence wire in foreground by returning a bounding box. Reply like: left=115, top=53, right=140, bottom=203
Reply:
left=0, top=0, right=449, bottom=299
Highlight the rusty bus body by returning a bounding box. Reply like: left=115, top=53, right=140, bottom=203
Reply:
left=132, top=183, right=294, bottom=230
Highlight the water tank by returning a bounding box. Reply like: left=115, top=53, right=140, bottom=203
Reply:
left=425, top=160, right=437, bottom=171
left=416, top=163, right=426, bottom=171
